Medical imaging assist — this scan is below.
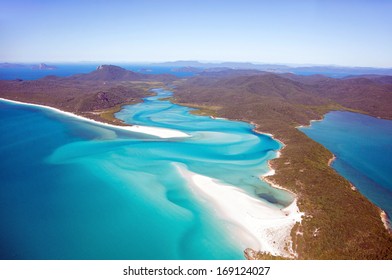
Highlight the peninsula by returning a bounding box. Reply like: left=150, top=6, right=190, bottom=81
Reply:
left=0, top=65, right=175, bottom=125
left=172, top=68, right=392, bottom=259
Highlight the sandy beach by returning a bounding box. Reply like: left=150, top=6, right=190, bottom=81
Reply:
left=1, top=96, right=303, bottom=257
left=251, top=122, right=286, bottom=148
left=0, top=98, right=190, bottom=139
left=380, top=210, right=392, bottom=233
left=176, top=164, right=303, bottom=258
left=296, top=116, right=325, bottom=129
left=328, top=154, right=337, bottom=166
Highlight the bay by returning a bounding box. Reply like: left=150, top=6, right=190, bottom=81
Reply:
left=299, top=111, right=392, bottom=220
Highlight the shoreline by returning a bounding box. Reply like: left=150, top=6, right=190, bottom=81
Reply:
left=170, top=98, right=304, bottom=257
left=2, top=94, right=304, bottom=258
left=4, top=94, right=390, bottom=258
left=175, top=164, right=303, bottom=258
left=328, top=153, right=358, bottom=191
left=296, top=114, right=327, bottom=130
left=298, top=111, right=392, bottom=235
left=328, top=154, right=336, bottom=166
left=0, top=98, right=190, bottom=139
left=172, top=79, right=392, bottom=258
left=251, top=122, right=295, bottom=194
left=172, top=104, right=303, bottom=257
left=252, top=124, right=297, bottom=200
left=380, top=210, right=392, bottom=234
left=251, top=121, right=286, bottom=148
left=233, top=120, right=303, bottom=256
left=247, top=112, right=392, bottom=252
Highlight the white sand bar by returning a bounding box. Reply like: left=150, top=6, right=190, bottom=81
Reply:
left=176, top=164, right=303, bottom=257
left=124, top=125, right=190, bottom=138
left=0, top=98, right=190, bottom=139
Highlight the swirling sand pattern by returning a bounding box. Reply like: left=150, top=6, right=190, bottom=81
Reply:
left=0, top=89, right=298, bottom=259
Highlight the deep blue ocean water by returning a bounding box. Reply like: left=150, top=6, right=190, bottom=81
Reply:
left=300, top=111, right=392, bottom=219
left=0, top=64, right=195, bottom=80
left=0, top=88, right=291, bottom=259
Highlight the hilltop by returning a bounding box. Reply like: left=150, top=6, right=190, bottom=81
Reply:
left=0, top=62, right=57, bottom=70
left=0, top=65, right=174, bottom=124
left=172, top=69, right=392, bottom=259
left=154, top=60, right=392, bottom=76
left=183, top=70, right=392, bottom=119
left=68, top=65, right=174, bottom=82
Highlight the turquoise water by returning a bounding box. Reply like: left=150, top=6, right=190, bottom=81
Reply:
left=300, top=111, right=392, bottom=219
left=0, top=89, right=291, bottom=260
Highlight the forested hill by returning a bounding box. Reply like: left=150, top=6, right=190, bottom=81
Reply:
left=0, top=65, right=175, bottom=124
left=176, top=70, right=392, bottom=122
left=173, top=70, right=392, bottom=260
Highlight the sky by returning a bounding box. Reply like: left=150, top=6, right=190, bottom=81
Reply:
left=1, top=0, right=392, bottom=67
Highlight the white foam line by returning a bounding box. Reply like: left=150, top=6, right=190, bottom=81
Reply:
left=175, top=164, right=303, bottom=258
left=0, top=98, right=190, bottom=139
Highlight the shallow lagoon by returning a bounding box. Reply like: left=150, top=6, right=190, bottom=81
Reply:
left=0, top=89, right=293, bottom=259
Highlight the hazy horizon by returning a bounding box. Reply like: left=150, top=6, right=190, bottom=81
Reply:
left=1, top=0, right=391, bottom=68
left=2, top=60, right=392, bottom=70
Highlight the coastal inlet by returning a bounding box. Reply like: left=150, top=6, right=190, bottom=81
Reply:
left=0, top=89, right=301, bottom=260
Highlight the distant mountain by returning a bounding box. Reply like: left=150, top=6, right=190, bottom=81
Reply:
left=152, top=61, right=207, bottom=68
left=0, top=62, right=57, bottom=70
left=70, top=65, right=148, bottom=81
left=279, top=73, right=333, bottom=85
left=199, top=68, right=265, bottom=78
left=152, top=61, right=392, bottom=77
left=152, top=60, right=289, bottom=71
left=65, top=65, right=175, bottom=82
left=0, top=63, right=27, bottom=68
left=172, top=66, right=203, bottom=73
left=31, top=63, right=57, bottom=70
left=343, top=74, right=392, bottom=85
left=0, top=65, right=176, bottom=123
left=202, top=67, right=232, bottom=72
left=293, top=66, right=392, bottom=77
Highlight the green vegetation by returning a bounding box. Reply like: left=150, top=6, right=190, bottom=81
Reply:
left=84, top=82, right=164, bottom=125
left=158, top=97, right=171, bottom=101
left=173, top=72, right=392, bottom=259
left=299, top=103, right=359, bottom=116
left=0, top=77, right=162, bottom=125
left=169, top=97, right=221, bottom=116
left=99, top=105, right=125, bottom=124
left=253, top=253, right=289, bottom=260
